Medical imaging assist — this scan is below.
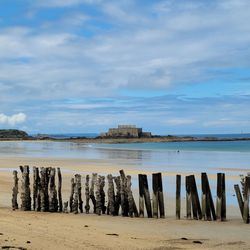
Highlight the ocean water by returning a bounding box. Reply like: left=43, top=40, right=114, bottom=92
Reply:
left=1, top=139, right=250, bottom=206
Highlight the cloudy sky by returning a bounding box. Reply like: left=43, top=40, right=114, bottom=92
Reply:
left=0, top=0, right=250, bottom=135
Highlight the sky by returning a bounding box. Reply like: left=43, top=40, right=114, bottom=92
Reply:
left=0, top=0, right=250, bottom=135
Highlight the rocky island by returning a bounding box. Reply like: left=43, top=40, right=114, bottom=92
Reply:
left=0, top=129, right=30, bottom=140
left=1, top=126, right=250, bottom=143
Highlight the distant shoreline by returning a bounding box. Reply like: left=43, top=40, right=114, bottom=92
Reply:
left=1, top=136, right=250, bottom=144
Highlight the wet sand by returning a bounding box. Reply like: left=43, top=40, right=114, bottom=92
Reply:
left=0, top=156, right=249, bottom=250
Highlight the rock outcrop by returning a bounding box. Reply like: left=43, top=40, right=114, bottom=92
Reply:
left=0, top=129, right=29, bottom=139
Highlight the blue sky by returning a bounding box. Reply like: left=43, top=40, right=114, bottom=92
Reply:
left=0, top=0, right=250, bottom=135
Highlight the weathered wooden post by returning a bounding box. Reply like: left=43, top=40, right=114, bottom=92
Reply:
left=33, top=167, right=38, bottom=211
left=100, top=175, right=106, bottom=214
left=72, top=174, right=82, bottom=214
left=95, top=175, right=102, bottom=215
left=152, top=173, right=158, bottom=218
left=138, top=174, right=144, bottom=218
left=40, top=167, right=46, bottom=212
left=34, top=167, right=41, bottom=211
left=234, top=184, right=244, bottom=218
left=40, top=167, right=50, bottom=212
left=20, top=165, right=31, bottom=211
left=107, top=174, right=115, bottom=215
left=185, top=176, right=191, bottom=219
left=216, top=173, right=226, bottom=221
left=138, top=174, right=152, bottom=218
left=69, top=178, right=75, bottom=213
left=49, top=168, right=58, bottom=212
left=243, top=176, right=250, bottom=224
left=201, top=173, right=216, bottom=221
left=126, top=175, right=138, bottom=217
left=143, top=174, right=152, bottom=218
left=201, top=173, right=207, bottom=220
left=72, top=174, right=83, bottom=214
left=152, top=173, right=165, bottom=218
left=90, top=173, right=97, bottom=213
left=158, top=173, right=165, bottom=218
left=190, top=175, right=202, bottom=220
left=57, top=167, right=63, bottom=212
left=176, top=174, right=181, bottom=219
left=114, top=176, right=121, bottom=215
left=201, top=173, right=211, bottom=221
left=77, top=174, right=83, bottom=213
left=207, top=174, right=216, bottom=221
left=120, top=170, right=129, bottom=217
left=12, top=170, right=19, bottom=210
left=85, top=175, right=90, bottom=214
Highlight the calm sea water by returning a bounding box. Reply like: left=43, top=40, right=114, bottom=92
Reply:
left=1, top=138, right=250, bottom=205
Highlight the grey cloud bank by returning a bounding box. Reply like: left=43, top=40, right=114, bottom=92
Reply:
left=0, top=0, right=250, bottom=133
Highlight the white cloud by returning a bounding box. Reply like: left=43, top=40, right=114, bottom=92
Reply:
left=1, top=1, right=250, bottom=133
left=0, top=113, right=27, bottom=126
left=1, top=1, right=250, bottom=102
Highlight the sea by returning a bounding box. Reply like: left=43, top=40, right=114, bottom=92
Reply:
left=1, top=133, right=250, bottom=206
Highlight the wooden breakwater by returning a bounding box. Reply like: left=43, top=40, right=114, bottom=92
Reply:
left=10, top=165, right=249, bottom=223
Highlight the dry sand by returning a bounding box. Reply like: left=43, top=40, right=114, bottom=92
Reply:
left=0, top=156, right=249, bottom=250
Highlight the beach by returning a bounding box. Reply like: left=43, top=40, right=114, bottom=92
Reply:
left=0, top=141, right=250, bottom=249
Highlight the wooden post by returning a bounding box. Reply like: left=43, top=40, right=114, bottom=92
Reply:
left=95, top=175, right=102, bottom=215
left=126, top=175, right=138, bottom=217
left=90, top=173, right=97, bottom=213
left=85, top=175, right=90, bottom=214
left=176, top=175, right=181, bottom=219
left=138, top=174, right=144, bottom=218
left=72, top=174, right=82, bottom=214
left=33, top=167, right=38, bottom=211
left=49, top=168, right=58, bottom=212
left=57, top=167, right=63, bottom=212
left=201, top=173, right=206, bottom=220
left=45, top=167, right=50, bottom=211
left=40, top=167, right=46, bottom=212
left=20, top=165, right=31, bottom=211
left=234, top=184, right=244, bottom=218
left=120, top=170, right=129, bottom=217
left=243, top=176, right=250, bottom=223
left=216, top=173, right=226, bottom=221
left=190, top=175, right=202, bottom=220
left=201, top=173, right=216, bottom=220
left=40, top=167, right=50, bottom=212
left=152, top=173, right=159, bottom=218
left=69, top=178, right=75, bottom=213
left=107, top=174, right=115, bottom=215
left=36, top=167, right=41, bottom=212
left=114, top=176, right=121, bottom=216
left=201, top=173, right=212, bottom=221
left=12, top=170, right=19, bottom=210
left=157, top=173, right=165, bottom=218
left=206, top=174, right=216, bottom=221
left=221, top=173, right=226, bottom=221
left=142, top=174, right=152, bottom=218
left=78, top=174, right=83, bottom=213
left=76, top=174, right=83, bottom=213
left=185, top=176, right=191, bottom=219
left=100, top=176, right=106, bottom=214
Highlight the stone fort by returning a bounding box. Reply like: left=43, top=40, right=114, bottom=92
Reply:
left=100, top=125, right=152, bottom=138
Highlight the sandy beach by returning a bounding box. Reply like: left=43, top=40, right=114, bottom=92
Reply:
left=0, top=156, right=249, bottom=250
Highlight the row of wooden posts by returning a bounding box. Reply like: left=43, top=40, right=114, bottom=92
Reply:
left=11, top=166, right=250, bottom=223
